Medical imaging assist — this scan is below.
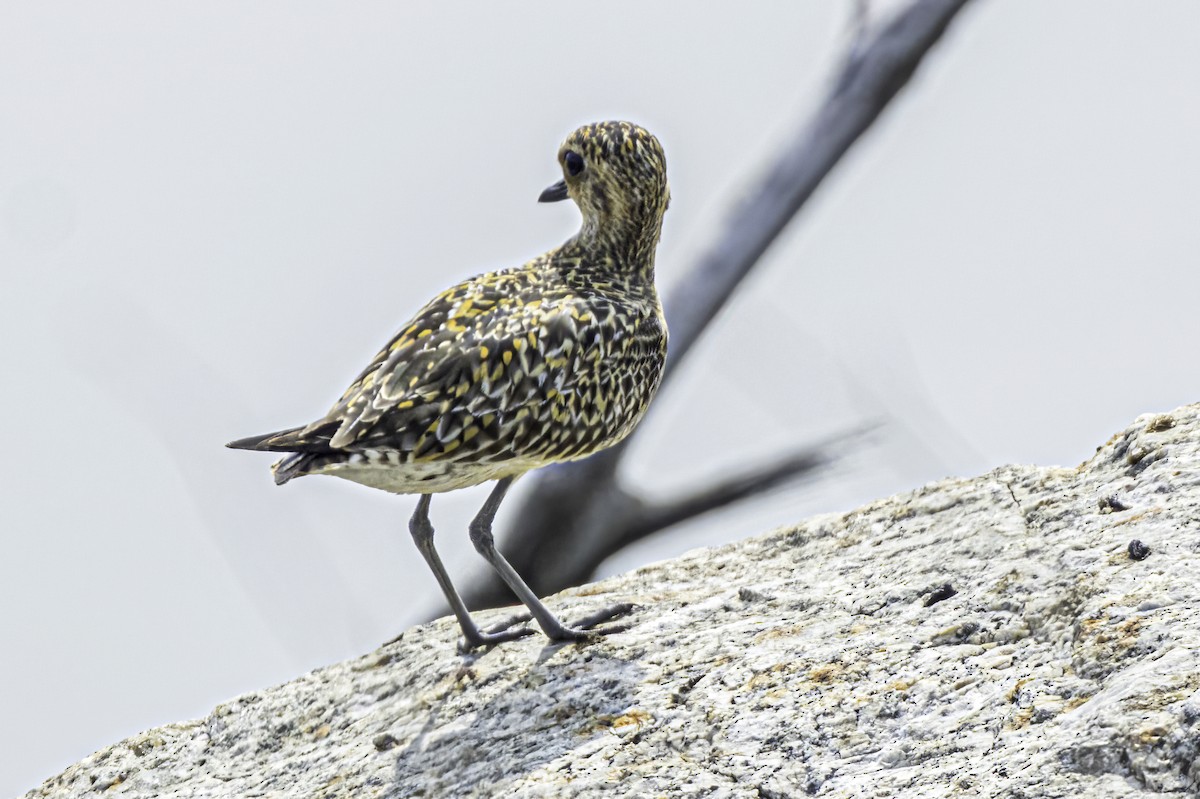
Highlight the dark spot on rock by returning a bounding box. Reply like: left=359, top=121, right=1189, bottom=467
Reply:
left=373, top=733, right=399, bottom=752
left=670, top=673, right=705, bottom=705
left=925, top=583, right=957, bottom=606
left=1031, top=706, right=1058, bottom=724
left=1098, top=495, right=1130, bottom=513
left=738, top=586, right=773, bottom=603
left=1126, top=444, right=1166, bottom=476
left=1127, top=539, right=1151, bottom=561
left=129, top=740, right=156, bottom=757
left=955, top=621, right=981, bottom=640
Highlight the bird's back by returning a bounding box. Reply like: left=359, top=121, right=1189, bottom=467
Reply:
left=232, top=252, right=666, bottom=494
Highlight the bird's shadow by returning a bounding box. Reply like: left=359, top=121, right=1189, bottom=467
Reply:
left=385, top=639, right=647, bottom=795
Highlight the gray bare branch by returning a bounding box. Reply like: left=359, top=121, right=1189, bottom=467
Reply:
left=456, top=0, right=976, bottom=613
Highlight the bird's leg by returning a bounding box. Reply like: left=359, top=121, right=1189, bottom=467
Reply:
left=408, top=494, right=533, bottom=650
left=469, top=477, right=635, bottom=643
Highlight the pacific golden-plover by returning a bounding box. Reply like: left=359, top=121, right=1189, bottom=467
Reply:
left=229, top=121, right=670, bottom=649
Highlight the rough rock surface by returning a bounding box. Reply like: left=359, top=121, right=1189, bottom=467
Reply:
left=25, top=406, right=1200, bottom=798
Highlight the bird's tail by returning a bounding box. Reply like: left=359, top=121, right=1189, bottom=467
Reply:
left=226, top=425, right=307, bottom=452
left=270, top=451, right=321, bottom=485
left=227, top=422, right=341, bottom=485
left=226, top=422, right=337, bottom=452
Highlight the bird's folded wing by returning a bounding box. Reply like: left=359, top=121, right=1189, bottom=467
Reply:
left=313, top=291, right=596, bottom=460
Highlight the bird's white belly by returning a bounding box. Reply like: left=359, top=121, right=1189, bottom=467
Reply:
left=315, top=458, right=538, bottom=495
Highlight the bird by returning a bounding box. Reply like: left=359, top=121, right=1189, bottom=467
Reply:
left=228, top=121, right=671, bottom=649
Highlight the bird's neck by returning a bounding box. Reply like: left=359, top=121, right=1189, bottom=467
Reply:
left=567, top=209, right=663, bottom=282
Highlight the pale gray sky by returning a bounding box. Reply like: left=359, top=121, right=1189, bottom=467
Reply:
left=3, top=2, right=1199, bottom=794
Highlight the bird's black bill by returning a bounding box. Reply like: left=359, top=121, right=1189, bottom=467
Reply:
left=538, top=179, right=569, bottom=203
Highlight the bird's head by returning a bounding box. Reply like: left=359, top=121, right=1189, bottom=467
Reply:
left=540, top=121, right=670, bottom=267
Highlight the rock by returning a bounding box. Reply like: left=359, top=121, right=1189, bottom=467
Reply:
left=24, top=406, right=1200, bottom=797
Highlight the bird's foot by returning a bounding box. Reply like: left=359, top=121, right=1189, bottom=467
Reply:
left=543, top=602, right=638, bottom=643
left=456, top=611, right=535, bottom=653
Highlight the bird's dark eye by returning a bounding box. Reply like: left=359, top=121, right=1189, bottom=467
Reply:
left=564, top=151, right=585, bottom=176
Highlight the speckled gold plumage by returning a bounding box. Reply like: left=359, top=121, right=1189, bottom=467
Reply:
left=230, top=121, right=670, bottom=496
